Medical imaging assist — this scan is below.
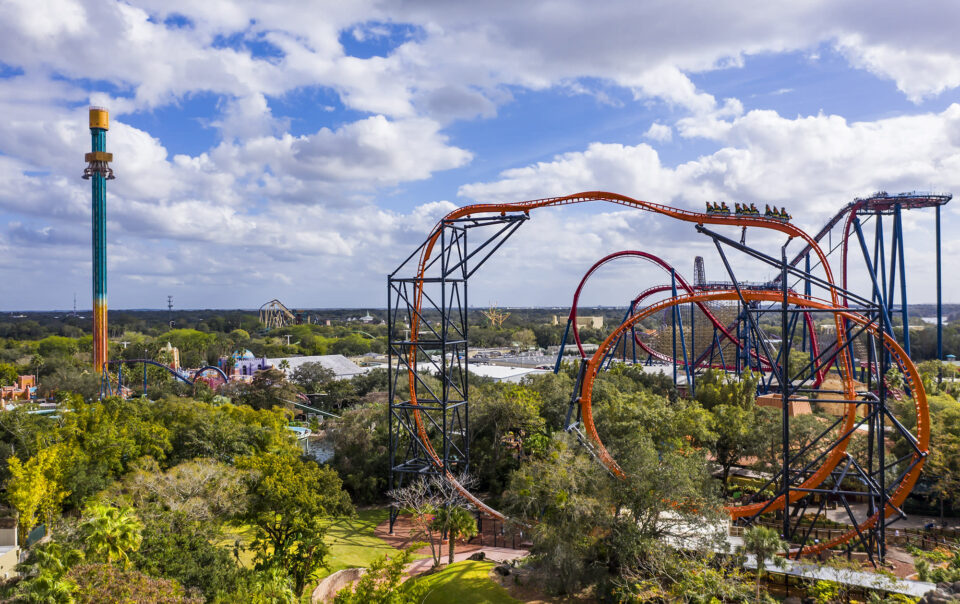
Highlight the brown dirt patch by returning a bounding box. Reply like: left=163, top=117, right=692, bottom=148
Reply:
left=883, top=546, right=917, bottom=579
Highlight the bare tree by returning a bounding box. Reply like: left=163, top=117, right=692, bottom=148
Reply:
left=388, top=477, right=441, bottom=566
left=387, top=473, right=476, bottom=567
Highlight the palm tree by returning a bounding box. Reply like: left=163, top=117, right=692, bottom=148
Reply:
left=741, top=526, right=785, bottom=602
left=433, top=506, right=479, bottom=564
left=22, top=572, right=77, bottom=604
left=79, top=504, right=143, bottom=567
left=19, top=543, right=83, bottom=604
left=27, top=543, right=84, bottom=577
left=30, top=354, right=44, bottom=377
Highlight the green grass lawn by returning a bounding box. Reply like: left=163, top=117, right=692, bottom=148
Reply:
left=320, top=507, right=425, bottom=580
left=412, top=561, right=520, bottom=604
left=221, top=508, right=427, bottom=602
left=217, top=523, right=258, bottom=567
left=220, top=508, right=411, bottom=575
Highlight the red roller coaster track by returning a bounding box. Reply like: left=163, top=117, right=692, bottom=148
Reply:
left=621, top=282, right=821, bottom=382
left=564, top=250, right=823, bottom=385
left=568, top=250, right=757, bottom=366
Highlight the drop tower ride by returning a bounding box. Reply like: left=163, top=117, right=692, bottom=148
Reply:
left=82, top=107, right=115, bottom=374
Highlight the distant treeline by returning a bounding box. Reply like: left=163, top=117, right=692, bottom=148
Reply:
left=1, top=305, right=958, bottom=362
left=0, top=307, right=633, bottom=340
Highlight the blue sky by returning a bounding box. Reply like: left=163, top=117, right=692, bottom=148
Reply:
left=1, top=1, right=960, bottom=311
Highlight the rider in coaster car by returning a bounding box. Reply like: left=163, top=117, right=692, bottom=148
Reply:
left=765, top=204, right=772, bottom=216
left=734, top=202, right=742, bottom=214
left=750, top=203, right=759, bottom=214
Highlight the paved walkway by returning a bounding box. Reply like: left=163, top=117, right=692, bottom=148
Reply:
left=698, top=523, right=933, bottom=598
left=826, top=503, right=960, bottom=530
left=740, top=553, right=935, bottom=598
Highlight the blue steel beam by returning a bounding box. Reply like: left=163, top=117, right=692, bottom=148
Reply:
left=937, top=205, right=943, bottom=364
left=894, top=204, right=911, bottom=356
left=670, top=270, right=693, bottom=389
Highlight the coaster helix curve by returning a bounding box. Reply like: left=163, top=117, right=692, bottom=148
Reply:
left=401, top=191, right=867, bottom=539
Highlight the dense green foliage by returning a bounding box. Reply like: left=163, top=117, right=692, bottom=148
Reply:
left=912, top=545, right=960, bottom=583
left=1, top=305, right=959, bottom=602
left=334, top=544, right=427, bottom=604
left=741, top=526, right=786, bottom=601
left=236, top=450, right=353, bottom=596
left=65, top=563, right=202, bottom=604
left=0, top=389, right=354, bottom=602
left=327, top=402, right=390, bottom=504
left=78, top=504, right=144, bottom=566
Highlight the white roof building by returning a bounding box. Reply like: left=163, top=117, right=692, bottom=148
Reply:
left=266, top=354, right=366, bottom=380
left=467, top=364, right=548, bottom=383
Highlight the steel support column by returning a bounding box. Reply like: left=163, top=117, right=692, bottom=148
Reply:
left=936, top=205, right=943, bottom=376
left=387, top=215, right=527, bottom=532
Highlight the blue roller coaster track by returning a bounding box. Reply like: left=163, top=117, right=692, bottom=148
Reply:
left=100, top=359, right=228, bottom=397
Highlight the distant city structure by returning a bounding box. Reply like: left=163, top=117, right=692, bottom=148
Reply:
left=552, top=314, right=603, bottom=330
left=81, top=107, right=115, bottom=374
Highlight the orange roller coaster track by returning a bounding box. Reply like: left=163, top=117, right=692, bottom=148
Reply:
left=578, top=289, right=927, bottom=556
left=387, top=191, right=927, bottom=560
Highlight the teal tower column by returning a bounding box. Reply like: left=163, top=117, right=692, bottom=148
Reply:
left=82, top=107, right=115, bottom=374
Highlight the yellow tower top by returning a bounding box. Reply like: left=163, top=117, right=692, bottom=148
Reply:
left=89, top=106, right=109, bottom=130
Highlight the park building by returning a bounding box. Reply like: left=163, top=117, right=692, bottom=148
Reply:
left=0, top=375, right=37, bottom=409
left=755, top=392, right=813, bottom=417
left=552, top=315, right=603, bottom=330
left=218, top=349, right=270, bottom=380
left=266, top=354, right=365, bottom=380
left=0, top=517, right=18, bottom=579
left=466, top=364, right=549, bottom=383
